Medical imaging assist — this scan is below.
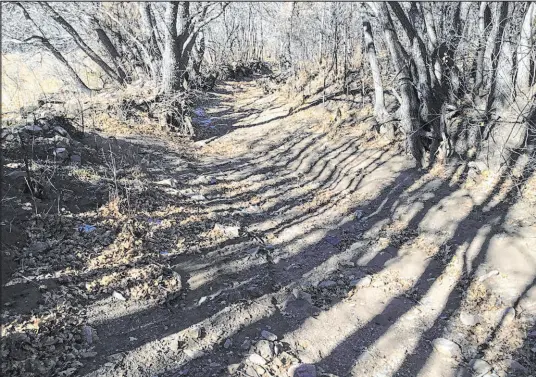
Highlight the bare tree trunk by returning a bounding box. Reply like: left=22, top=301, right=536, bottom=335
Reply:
left=95, top=28, right=128, bottom=83
left=485, top=2, right=509, bottom=115
left=319, top=3, right=325, bottom=65
left=362, top=14, right=387, bottom=122
left=139, top=2, right=162, bottom=59
left=474, top=2, right=490, bottom=94
left=388, top=2, right=435, bottom=123
left=332, top=5, right=339, bottom=77
left=421, top=3, right=441, bottom=88
left=286, top=2, right=296, bottom=68
left=421, top=3, right=438, bottom=52
left=260, top=16, right=264, bottom=61
left=39, top=2, right=124, bottom=85
left=516, top=2, right=536, bottom=94
left=371, top=2, right=424, bottom=164
left=494, top=40, right=514, bottom=109
left=14, top=2, right=92, bottom=94
left=31, top=36, right=93, bottom=94
left=161, top=2, right=181, bottom=94
left=482, top=3, right=509, bottom=94
left=192, top=31, right=206, bottom=77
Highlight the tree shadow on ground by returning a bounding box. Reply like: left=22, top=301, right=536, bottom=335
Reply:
left=69, top=84, right=535, bottom=377
left=3, top=80, right=535, bottom=377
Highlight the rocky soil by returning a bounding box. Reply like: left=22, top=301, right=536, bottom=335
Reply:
left=1, top=79, right=535, bottom=377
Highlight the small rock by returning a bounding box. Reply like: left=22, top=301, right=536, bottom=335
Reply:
left=227, top=364, right=240, bottom=374
left=223, top=338, right=233, bottom=349
left=255, top=340, right=274, bottom=360
left=191, top=194, right=207, bottom=201
left=198, top=296, right=208, bottom=306
left=1, top=127, right=12, bottom=139
left=460, top=312, right=480, bottom=327
left=82, top=325, right=94, bottom=344
left=288, top=363, right=317, bottom=377
left=247, top=285, right=263, bottom=298
left=170, top=340, right=180, bottom=352
left=292, top=288, right=313, bottom=304
left=156, top=178, right=177, bottom=188
left=29, top=241, right=49, bottom=254
left=340, top=260, right=355, bottom=267
left=186, top=326, right=203, bottom=339
left=283, top=295, right=320, bottom=317
left=244, top=365, right=259, bottom=376
left=247, top=246, right=261, bottom=255
left=350, top=275, right=372, bottom=289
left=23, top=125, right=42, bottom=135
left=432, top=338, right=462, bottom=359
left=107, top=353, right=124, bottom=363
left=58, top=368, right=77, bottom=376
left=213, top=223, right=240, bottom=238
left=470, top=359, right=492, bottom=375
left=318, top=280, right=337, bottom=289
left=80, top=351, right=97, bottom=359
left=242, top=205, right=261, bottom=214
left=478, top=270, right=499, bottom=282
left=261, top=330, right=278, bottom=341
left=112, top=291, right=126, bottom=301
left=249, top=353, right=267, bottom=365
left=227, top=290, right=243, bottom=302
left=53, top=135, right=70, bottom=147
left=53, top=126, right=69, bottom=137
left=3, top=132, right=15, bottom=142
left=183, top=349, right=205, bottom=360
left=241, top=339, right=252, bottom=350
left=54, top=147, right=68, bottom=160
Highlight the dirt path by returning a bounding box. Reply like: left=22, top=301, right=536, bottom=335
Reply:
left=3, top=79, right=535, bottom=377
left=85, top=80, right=535, bottom=377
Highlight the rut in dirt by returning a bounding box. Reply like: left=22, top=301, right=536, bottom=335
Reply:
left=2, top=79, right=535, bottom=377
left=78, top=80, right=536, bottom=377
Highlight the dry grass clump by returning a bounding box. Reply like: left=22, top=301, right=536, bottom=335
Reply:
left=2, top=52, right=103, bottom=113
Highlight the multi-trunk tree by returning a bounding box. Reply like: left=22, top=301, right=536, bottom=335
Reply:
left=3, top=2, right=229, bottom=133
left=360, top=2, right=535, bottom=169
left=3, top=2, right=535, bottom=168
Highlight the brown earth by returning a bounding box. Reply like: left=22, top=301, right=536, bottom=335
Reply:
left=1, top=79, right=535, bottom=377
